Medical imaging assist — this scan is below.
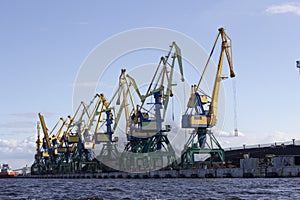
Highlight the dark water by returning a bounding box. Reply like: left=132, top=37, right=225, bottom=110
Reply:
left=0, top=178, right=299, bottom=200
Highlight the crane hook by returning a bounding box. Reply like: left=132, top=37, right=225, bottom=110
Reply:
left=232, top=79, right=238, bottom=136
left=296, top=60, right=300, bottom=76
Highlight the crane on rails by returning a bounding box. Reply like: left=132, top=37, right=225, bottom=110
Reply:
left=33, top=113, right=62, bottom=173
left=31, top=121, right=43, bottom=174
left=56, top=99, right=96, bottom=172
left=31, top=94, right=112, bottom=174
left=93, top=93, right=121, bottom=171
left=115, top=42, right=184, bottom=171
left=31, top=113, right=69, bottom=174
left=59, top=93, right=118, bottom=173
left=181, top=27, right=235, bottom=168
left=68, top=94, right=111, bottom=172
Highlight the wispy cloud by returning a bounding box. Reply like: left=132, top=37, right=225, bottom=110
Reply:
left=266, top=2, right=300, bottom=16
left=262, top=131, right=291, bottom=143
left=10, top=112, right=58, bottom=119
left=219, top=129, right=294, bottom=150
left=0, top=136, right=35, bottom=168
left=0, top=136, right=35, bottom=154
left=71, top=81, right=115, bottom=88
left=0, top=121, right=35, bottom=129
left=212, top=128, right=245, bottom=137
left=9, top=112, right=37, bottom=118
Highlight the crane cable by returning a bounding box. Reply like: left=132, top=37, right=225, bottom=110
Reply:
left=232, top=79, right=238, bottom=136
left=172, top=96, right=174, bottom=121
left=196, top=32, right=220, bottom=91
left=297, top=60, right=300, bottom=76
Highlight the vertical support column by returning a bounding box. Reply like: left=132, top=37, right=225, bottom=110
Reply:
left=154, top=91, right=163, bottom=150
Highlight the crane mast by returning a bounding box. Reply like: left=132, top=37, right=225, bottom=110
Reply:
left=38, top=113, right=51, bottom=150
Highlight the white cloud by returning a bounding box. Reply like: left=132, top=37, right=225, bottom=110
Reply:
left=212, top=127, right=245, bottom=137
left=262, top=131, right=291, bottom=143
left=0, top=136, right=36, bottom=169
left=71, top=81, right=115, bottom=88
left=217, top=129, right=295, bottom=150
left=266, top=3, right=300, bottom=16
left=0, top=136, right=35, bottom=154
left=10, top=112, right=37, bottom=118
left=0, top=121, right=35, bottom=129
left=10, top=112, right=58, bottom=119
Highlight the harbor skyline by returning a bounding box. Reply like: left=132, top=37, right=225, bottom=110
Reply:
left=1, top=1, right=300, bottom=168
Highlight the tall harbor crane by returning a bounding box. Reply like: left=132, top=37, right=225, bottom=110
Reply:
left=31, top=94, right=113, bottom=174
left=181, top=27, right=235, bottom=168
left=116, top=42, right=184, bottom=171
left=31, top=122, right=43, bottom=174
left=31, top=113, right=67, bottom=174
left=93, top=93, right=121, bottom=171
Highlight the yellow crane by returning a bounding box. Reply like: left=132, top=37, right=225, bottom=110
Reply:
left=113, top=42, right=184, bottom=171
left=120, top=42, right=184, bottom=141
left=181, top=27, right=235, bottom=167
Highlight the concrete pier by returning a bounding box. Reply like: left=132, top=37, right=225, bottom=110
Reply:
left=23, top=165, right=300, bottom=179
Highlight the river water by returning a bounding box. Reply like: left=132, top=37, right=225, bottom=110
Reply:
left=0, top=178, right=299, bottom=200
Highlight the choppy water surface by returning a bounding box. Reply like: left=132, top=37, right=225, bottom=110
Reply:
left=0, top=178, right=299, bottom=200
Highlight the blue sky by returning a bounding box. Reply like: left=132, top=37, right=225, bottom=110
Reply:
left=1, top=1, right=300, bottom=168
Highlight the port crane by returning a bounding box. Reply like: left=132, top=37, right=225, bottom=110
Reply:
left=181, top=27, right=235, bottom=168
left=31, top=121, right=44, bottom=174
left=34, top=113, right=64, bottom=173
left=32, top=112, right=70, bottom=174
left=93, top=93, right=121, bottom=171
left=67, top=94, right=113, bottom=172
left=32, top=93, right=113, bottom=174
left=33, top=104, right=89, bottom=173
left=115, top=42, right=184, bottom=170
left=56, top=98, right=99, bottom=172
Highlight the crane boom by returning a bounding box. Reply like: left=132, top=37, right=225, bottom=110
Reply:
left=142, top=42, right=184, bottom=110
left=119, top=69, right=136, bottom=137
left=55, top=117, right=67, bottom=140
left=38, top=113, right=51, bottom=150
left=126, top=74, right=144, bottom=101
left=183, top=27, right=235, bottom=129
left=208, top=28, right=235, bottom=126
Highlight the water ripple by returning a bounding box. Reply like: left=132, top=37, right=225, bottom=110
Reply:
left=0, top=178, right=299, bottom=200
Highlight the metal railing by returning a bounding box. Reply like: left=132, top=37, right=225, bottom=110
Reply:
left=224, top=139, right=299, bottom=151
